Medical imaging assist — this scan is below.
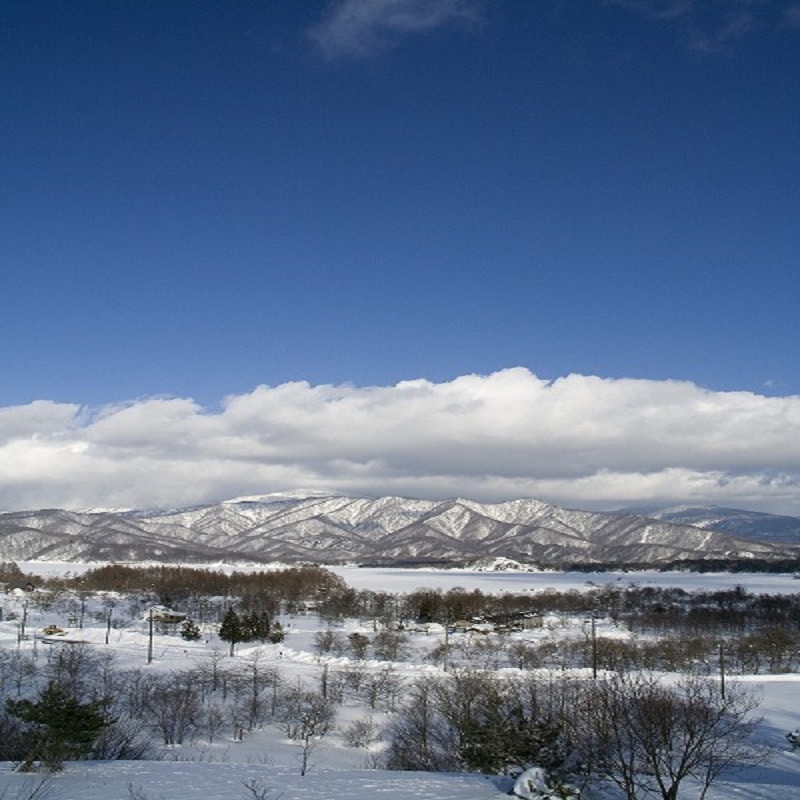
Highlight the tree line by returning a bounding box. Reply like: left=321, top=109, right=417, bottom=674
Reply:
left=15, top=564, right=800, bottom=677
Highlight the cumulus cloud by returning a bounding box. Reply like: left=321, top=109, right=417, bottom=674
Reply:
left=2, top=368, right=800, bottom=514
left=308, top=0, right=483, bottom=59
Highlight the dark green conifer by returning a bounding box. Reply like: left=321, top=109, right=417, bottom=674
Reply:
left=6, top=682, right=110, bottom=772
left=219, top=608, right=243, bottom=656
left=180, top=619, right=201, bottom=641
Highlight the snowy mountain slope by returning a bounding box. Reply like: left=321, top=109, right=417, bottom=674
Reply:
left=617, top=505, right=800, bottom=545
left=0, top=509, right=255, bottom=563
left=1, top=494, right=796, bottom=566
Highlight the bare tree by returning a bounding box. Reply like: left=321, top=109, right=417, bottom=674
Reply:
left=200, top=702, right=226, bottom=744
left=372, top=630, right=409, bottom=662
left=240, top=778, right=283, bottom=800
left=347, top=632, right=371, bottom=660
left=455, top=634, right=504, bottom=670
left=277, top=683, right=336, bottom=775
left=233, top=652, right=280, bottom=731
left=90, top=710, right=154, bottom=760
left=313, top=629, right=347, bottom=657
left=143, top=673, right=201, bottom=746
left=199, top=649, right=229, bottom=695
left=338, top=663, right=368, bottom=697
left=4, top=652, right=37, bottom=698
left=341, top=715, right=379, bottom=749
left=507, top=641, right=541, bottom=670
left=357, top=667, right=403, bottom=710
left=382, top=676, right=458, bottom=772
left=45, top=643, right=103, bottom=700
left=578, top=673, right=769, bottom=800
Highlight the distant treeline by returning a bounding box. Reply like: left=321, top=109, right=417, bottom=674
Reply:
left=8, top=560, right=800, bottom=639
left=562, top=557, right=800, bottom=573
left=27, top=563, right=347, bottom=613
left=362, top=557, right=800, bottom=573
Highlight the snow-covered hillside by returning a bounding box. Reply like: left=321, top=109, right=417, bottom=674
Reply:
left=1, top=567, right=799, bottom=799
left=618, top=505, right=800, bottom=545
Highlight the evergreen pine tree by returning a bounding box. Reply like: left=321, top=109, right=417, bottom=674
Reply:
left=255, top=611, right=272, bottom=642
left=219, top=608, right=242, bottom=656
left=242, top=611, right=259, bottom=642
left=180, top=619, right=201, bottom=641
left=6, top=682, right=110, bottom=772
left=268, top=619, right=285, bottom=644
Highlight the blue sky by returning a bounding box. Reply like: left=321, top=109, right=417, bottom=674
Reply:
left=2, top=1, right=800, bottom=513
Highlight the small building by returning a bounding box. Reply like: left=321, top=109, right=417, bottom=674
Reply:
left=450, top=620, right=496, bottom=634
left=5, top=581, right=37, bottom=595
left=147, top=606, right=187, bottom=625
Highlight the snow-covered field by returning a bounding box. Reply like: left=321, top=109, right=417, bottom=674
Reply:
left=1, top=565, right=799, bottom=799
left=327, top=566, right=800, bottom=596
left=0, top=761, right=507, bottom=800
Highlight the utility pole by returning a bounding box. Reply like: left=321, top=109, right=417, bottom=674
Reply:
left=321, top=662, right=329, bottom=699
left=17, top=600, right=28, bottom=649
left=585, top=613, right=598, bottom=679
left=105, top=608, right=113, bottom=645
left=147, top=608, right=154, bottom=664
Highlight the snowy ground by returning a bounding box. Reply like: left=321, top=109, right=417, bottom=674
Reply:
left=0, top=761, right=509, bottom=800
left=2, top=565, right=799, bottom=799
left=327, top=566, right=800, bottom=597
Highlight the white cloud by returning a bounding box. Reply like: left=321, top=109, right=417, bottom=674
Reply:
left=0, top=400, right=80, bottom=444
left=603, top=0, right=796, bottom=52
left=2, top=368, right=800, bottom=515
left=308, top=0, right=483, bottom=59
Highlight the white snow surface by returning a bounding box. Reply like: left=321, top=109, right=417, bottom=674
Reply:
left=0, top=762, right=506, bottom=800
left=2, top=566, right=800, bottom=799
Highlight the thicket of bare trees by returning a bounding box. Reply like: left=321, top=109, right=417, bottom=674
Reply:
left=0, top=642, right=326, bottom=772
left=576, top=673, right=768, bottom=800
left=381, top=669, right=767, bottom=799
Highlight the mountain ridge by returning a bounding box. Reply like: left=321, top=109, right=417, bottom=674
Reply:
left=1, top=494, right=798, bottom=567
left=617, top=504, right=800, bottom=546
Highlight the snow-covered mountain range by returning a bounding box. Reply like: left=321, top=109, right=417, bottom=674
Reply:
left=617, top=504, right=800, bottom=545
left=1, top=493, right=797, bottom=566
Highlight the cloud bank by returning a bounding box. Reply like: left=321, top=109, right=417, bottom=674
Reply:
left=2, top=368, right=800, bottom=515
left=308, top=0, right=483, bottom=59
